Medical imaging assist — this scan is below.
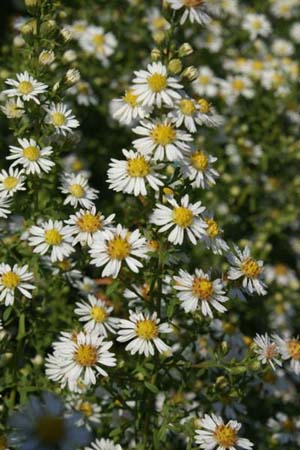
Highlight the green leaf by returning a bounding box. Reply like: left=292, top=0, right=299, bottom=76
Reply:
left=144, top=381, right=159, bottom=394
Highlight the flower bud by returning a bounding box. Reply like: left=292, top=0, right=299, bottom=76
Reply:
left=21, top=19, right=37, bottom=35
left=168, top=59, right=182, bottom=74
left=62, top=50, right=77, bottom=63
left=151, top=48, right=161, bottom=61
left=153, top=31, right=166, bottom=44
left=61, top=28, right=72, bottom=42
left=39, top=50, right=55, bottom=66
left=65, top=68, right=80, bottom=85
left=182, top=66, right=198, bottom=81
left=178, top=43, right=194, bottom=57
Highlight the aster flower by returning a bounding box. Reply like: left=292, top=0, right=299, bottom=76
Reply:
left=192, top=67, right=219, bottom=97
left=0, top=194, right=12, bottom=218
left=195, top=413, right=253, bottom=450
left=0, top=263, right=35, bottom=306
left=202, top=214, right=229, bottom=255
left=227, top=245, right=267, bottom=296
left=174, top=268, right=228, bottom=317
left=7, top=138, right=55, bottom=175
left=133, top=117, right=192, bottom=161
left=60, top=173, right=99, bottom=209
left=117, top=310, right=171, bottom=357
left=242, top=13, right=271, bottom=40
left=28, top=219, right=74, bottom=262
left=0, top=167, right=26, bottom=197
left=85, top=438, right=122, bottom=450
left=89, top=224, right=148, bottom=278
left=3, top=71, right=48, bottom=104
left=132, top=61, right=182, bottom=108
left=79, top=25, right=117, bottom=64
left=107, top=149, right=164, bottom=196
left=0, top=98, right=25, bottom=119
left=253, top=333, right=282, bottom=371
left=150, top=194, right=207, bottom=245
left=70, top=398, right=101, bottom=430
left=273, top=335, right=300, bottom=375
left=111, top=89, right=151, bottom=125
left=180, top=148, right=219, bottom=189
left=166, top=0, right=212, bottom=26
left=74, top=295, right=119, bottom=336
left=44, top=103, right=79, bottom=135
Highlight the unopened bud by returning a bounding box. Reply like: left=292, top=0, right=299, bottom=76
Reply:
left=25, top=0, right=39, bottom=6
left=178, top=43, right=194, bottom=57
left=61, top=28, right=72, bottom=42
left=62, top=50, right=77, bottom=63
left=39, top=50, right=55, bottom=65
left=21, top=19, right=37, bottom=35
left=151, top=48, right=161, bottom=61
left=153, top=31, right=166, bottom=44
left=182, top=66, right=198, bottom=81
left=168, top=59, right=182, bottom=74
left=65, top=68, right=80, bottom=85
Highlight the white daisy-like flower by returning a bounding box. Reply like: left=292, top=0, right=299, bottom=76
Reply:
left=146, top=7, right=171, bottom=33
left=133, top=117, right=192, bottom=161
left=192, top=67, right=219, bottom=97
left=68, top=81, right=98, bottom=107
left=180, top=148, right=219, bottom=189
left=89, top=224, right=148, bottom=278
left=28, top=219, right=74, bottom=262
left=195, top=413, right=253, bottom=450
left=150, top=194, right=207, bottom=245
left=111, top=89, right=151, bottom=125
left=79, top=25, right=117, bottom=64
left=71, top=398, right=101, bottom=430
left=132, top=61, right=182, bottom=108
left=174, top=268, right=228, bottom=317
left=0, top=263, right=35, bottom=306
left=242, top=13, right=271, bottom=40
left=107, top=149, right=164, bottom=196
left=220, top=76, right=254, bottom=105
left=46, top=331, right=116, bottom=390
left=8, top=392, right=91, bottom=450
left=2, top=71, right=48, bottom=104
left=64, top=207, right=115, bottom=246
left=74, top=276, right=98, bottom=297
left=169, top=97, right=223, bottom=133
left=227, top=245, right=267, bottom=296
left=0, top=167, right=26, bottom=196
left=74, top=295, right=119, bottom=336
left=45, top=102, right=79, bottom=135
left=60, top=173, right=99, bottom=209
left=117, top=310, right=171, bottom=357
left=166, top=0, right=212, bottom=26
left=273, top=335, right=300, bottom=375
left=85, top=438, right=122, bottom=450
left=42, top=256, right=81, bottom=283
left=0, top=98, right=25, bottom=119
left=202, top=214, right=229, bottom=255
left=0, top=194, right=12, bottom=218
left=253, top=333, right=282, bottom=371
left=7, top=138, right=55, bottom=175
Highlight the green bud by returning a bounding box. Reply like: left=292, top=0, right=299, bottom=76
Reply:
left=178, top=43, right=194, bottom=57
left=168, top=59, right=182, bottom=74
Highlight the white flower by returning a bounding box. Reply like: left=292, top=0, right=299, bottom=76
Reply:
left=79, top=26, right=117, bottom=64
left=150, top=194, right=207, bottom=245
left=7, top=138, right=54, bottom=175
left=45, top=102, right=79, bottom=135
left=3, top=71, right=47, bottom=104
left=174, top=268, right=228, bottom=317
left=271, top=38, right=294, bottom=57
left=0, top=98, right=24, bottom=118
left=146, top=8, right=170, bottom=33
left=74, top=295, right=119, bottom=336
left=0, top=167, right=26, bottom=196
left=180, top=148, right=219, bottom=189
left=273, top=335, right=300, bottom=375
left=70, top=398, right=101, bottom=430
left=0, top=263, right=35, bottom=306
left=107, top=149, right=164, bottom=196
left=64, top=207, right=115, bottom=246
left=192, top=67, right=219, bottom=97
left=68, top=81, right=98, bottom=106
left=290, top=22, right=300, bottom=43
left=85, top=438, right=122, bottom=450
left=227, top=245, right=267, bottom=296
left=202, top=214, right=229, bottom=255
left=111, top=89, right=151, bottom=125
left=117, top=310, right=171, bottom=357
left=8, top=392, right=91, bottom=450
left=89, top=224, right=148, bottom=278
left=195, top=413, right=253, bottom=450
left=46, top=331, right=116, bottom=390
left=220, top=76, right=254, bottom=105
left=28, top=219, right=74, bottom=262
left=242, top=13, right=271, bottom=40
left=166, top=0, right=212, bottom=26
left=0, top=194, right=11, bottom=218
left=253, top=333, right=281, bottom=371
left=74, top=276, right=98, bottom=297
left=132, top=62, right=182, bottom=108
left=60, top=173, right=99, bottom=209
left=133, top=117, right=192, bottom=161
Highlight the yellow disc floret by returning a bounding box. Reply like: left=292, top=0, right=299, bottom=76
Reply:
left=123, top=90, right=139, bottom=107
left=192, top=277, right=213, bottom=300
left=77, top=213, right=102, bottom=233
left=190, top=151, right=208, bottom=171
left=3, top=176, right=18, bottom=191
left=241, top=257, right=261, bottom=278
left=147, top=73, right=167, bottom=92
left=107, top=236, right=131, bottom=260
left=18, top=81, right=33, bottom=95
left=213, top=425, right=237, bottom=448
left=1, top=271, right=20, bottom=289
left=23, top=146, right=40, bottom=161
left=75, top=344, right=98, bottom=366
left=205, top=218, right=219, bottom=238
left=172, top=207, right=194, bottom=228
left=127, top=156, right=150, bottom=177
left=198, top=98, right=210, bottom=114
left=51, top=112, right=66, bottom=126
left=288, top=339, right=300, bottom=360
left=44, top=229, right=62, bottom=246
left=91, top=305, right=107, bottom=323
left=136, top=319, right=158, bottom=340
left=69, top=184, right=85, bottom=198
left=151, top=124, right=176, bottom=146
left=180, top=99, right=195, bottom=115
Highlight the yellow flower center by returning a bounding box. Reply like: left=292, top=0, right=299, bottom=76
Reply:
left=79, top=401, right=93, bottom=417
left=69, top=183, right=85, bottom=198
left=205, top=218, right=219, bottom=237
left=198, top=75, right=210, bottom=85
left=192, top=277, right=213, bottom=300
left=123, top=90, right=139, bottom=107
left=107, top=236, right=131, bottom=260
left=213, top=425, right=237, bottom=448
left=75, top=344, right=98, bottom=366
left=56, top=259, right=72, bottom=271
left=23, top=145, right=40, bottom=161
left=252, top=19, right=262, bottom=30
left=151, top=124, right=176, bottom=146
left=35, top=416, right=65, bottom=446
left=76, top=213, right=102, bottom=233
left=71, top=159, right=83, bottom=171
left=252, top=60, right=264, bottom=71
left=198, top=98, right=210, bottom=113
left=152, top=17, right=168, bottom=30
left=180, top=99, right=195, bottom=116
left=3, top=176, right=18, bottom=190
left=127, top=156, right=150, bottom=177
left=147, top=73, right=167, bottom=92
left=190, top=151, right=208, bottom=171
left=44, top=229, right=62, bottom=246
left=288, top=339, right=300, bottom=360
left=232, top=79, right=245, bottom=91
left=92, top=34, right=105, bottom=47
left=1, top=271, right=20, bottom=289
left=18, top=80, right=33, bottom=95
left=172, top=207, right=194, bottom=228
left=136, top=319, right=158, bottom=340
left=274, top=263, right=288, bottom=276
left=184, top=0, right=204, bottom=6
left=91, top=305, right=107, bottom=323
left=51, top=112, right=66, bottom=126
left=241, top=257, right=261, bottom=278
